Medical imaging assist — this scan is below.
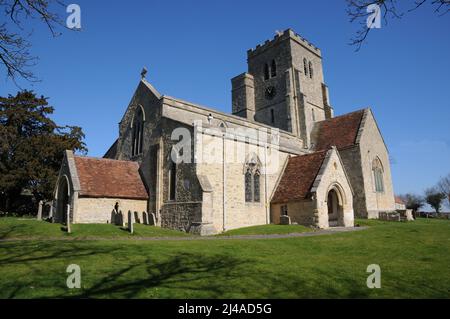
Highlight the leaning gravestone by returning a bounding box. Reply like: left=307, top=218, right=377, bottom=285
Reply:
left=149, top=212, right=157, bottom=226
left=128, top=210, right=134, bottom=234
left=134, top=211, right=140, bottom=224
left=142, top=211, right=149, bottom=225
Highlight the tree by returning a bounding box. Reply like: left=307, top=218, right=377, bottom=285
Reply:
left=0, top=0, right=71, bottom=82
left=425, top=187, right=446, bottom=213
left=400, top=193, right=425, bottom=214
left=0, top=90, right=87, bottom=213
left=347, top=0, right=450, bottom=51
left=437, top=173, right=450, bottom=208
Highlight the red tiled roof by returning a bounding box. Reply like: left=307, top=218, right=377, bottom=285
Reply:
left=74, top=156, right=148, bottom=200
left=271, top=151, right=327, bottom=204
left=395, top=196, right=405, bottom=205
left=314, top=109, right=365, bottom=151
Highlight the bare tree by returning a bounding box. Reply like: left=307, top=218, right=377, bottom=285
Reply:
left=347, top=0, right=450, bottom=51
left=0, top=0, right=70, bottom=83
left=437, top=173, right=450, bottom=208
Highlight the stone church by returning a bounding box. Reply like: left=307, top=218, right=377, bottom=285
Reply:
left=53, top=29, right=396, bottom=235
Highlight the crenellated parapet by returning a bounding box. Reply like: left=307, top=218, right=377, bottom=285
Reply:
left=247, top=29, right=321, bottom=58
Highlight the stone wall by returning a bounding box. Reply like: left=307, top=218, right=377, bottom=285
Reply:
left=160, top=202, right=202, bottom=232
left=75, top=197, right=147, bottom=224
left=271, top=201, right=316, bottom=226
left=195, top=130, right=291, bottom=232
left=358, top=110, right=396, bottom=218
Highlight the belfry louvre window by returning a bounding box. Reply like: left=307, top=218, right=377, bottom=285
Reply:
left=372, top=158, right=384, bottom=193
left=264, top=63, right=270, bottom=80
left=303, top=58, right=308, bottom=76
left=271, top=60, right=277, bottom=77
left=132, top=107, right=144, bottom=156
left=244, top=154, right=261, bottom=203
left=309, top=61, right=314, bottom=79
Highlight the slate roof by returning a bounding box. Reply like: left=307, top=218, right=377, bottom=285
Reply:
left=271, top=150, right=328, bottom=204
left=313, top=109, right=365, bottom=151
left=74, top=156, right=148, bottom=200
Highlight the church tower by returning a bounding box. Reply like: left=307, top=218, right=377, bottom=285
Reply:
left=232, top=29, right=334, bottom=148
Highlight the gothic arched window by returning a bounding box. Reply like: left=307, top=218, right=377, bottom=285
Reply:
left=303, top=58, right=309, bottom=77
left=245, top=170, right=253, bottom=202
left=244, top=154, right=261, bottom=203
left=271, top=60, right=277, bottom=77
left=309, top=61, right=314, bottom=79
left=372, top=158, right=384, bottom=193
left=132, top=107, right=144, bottom=156
left=264, top=63, right=270, bottom=80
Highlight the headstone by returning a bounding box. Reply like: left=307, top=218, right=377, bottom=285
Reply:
left=128, top=210, right=133, bottom=234
left=66, top=204, right=71, bottom=234
left=134, top=211, right=140, bottom=224
left=110, top=210, right=116, bottom=224
left=280, top=215, right=291, bottom=225
left=119, top=210, right=125, bottom=227
left=149, top=212, right=157, bottom=226
left=37, top=200, right=43, bottom=221
left=405, top=209, right=414, bottom=221
left=49, top=201, right=54, bottom=220
left=142, top=211, right=149, bottom=225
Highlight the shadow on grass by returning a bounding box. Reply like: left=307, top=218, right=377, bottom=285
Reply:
left=0, top=224, right=27, bottom=240
left=74, top=253, right=250, bottom=298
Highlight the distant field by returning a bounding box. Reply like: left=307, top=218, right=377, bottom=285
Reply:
left=0, top=217, right=449, bottom=298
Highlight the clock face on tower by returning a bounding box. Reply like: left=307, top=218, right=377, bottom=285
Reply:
left=265, top=86, right=277, bottom=100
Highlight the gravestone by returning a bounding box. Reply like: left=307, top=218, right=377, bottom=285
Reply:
left=280, top=215, right=291, bottom=225
left=48, top=201, right=54, bottom=221
left=128, top=210, right=133, bottom=234
left=37, top=200, right=43, bottom=221
left=134, top=211, right=140, bottom=224
left=110, top=210, right=116, bottom=224
left=66, top=204, right=71, bottom=234
left=142, top=211, right=149, bottom=225
left=119, top=211, right=125, bottom=227
left=149, top=212, right=157, bottom=226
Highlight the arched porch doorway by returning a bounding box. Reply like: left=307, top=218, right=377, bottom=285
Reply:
left=56, top=176, right=70, bottom=224
left=327, top=187, right=344, bottom=227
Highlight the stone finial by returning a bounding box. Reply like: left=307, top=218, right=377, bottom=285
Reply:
left=275, top=30, right=283, bottom=36
left=141, top=67, right=148, bottom=80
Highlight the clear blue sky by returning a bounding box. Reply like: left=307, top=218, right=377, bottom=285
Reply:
left=1, top=0, right=449, bottom=198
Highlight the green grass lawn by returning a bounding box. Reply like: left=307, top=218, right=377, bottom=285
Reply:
left=220, top=224, right=313, bottom=236
left=0, top=218, right=449, bottom=298
left=0, top=218, right=190, bottom=239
